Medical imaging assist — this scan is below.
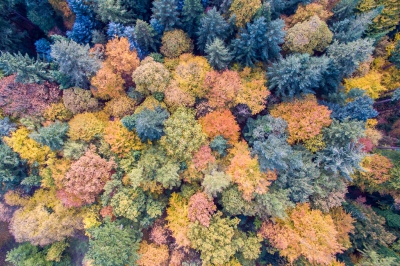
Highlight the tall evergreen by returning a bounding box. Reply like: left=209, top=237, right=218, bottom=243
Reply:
left=182, top=0, right=204, bottom=37
left=205, top=38, right=232, bottom=70
left=151, top=0, right=181, bottom=31
left=135, top=19, right=158, bottom=52
left=196, top=7, right=230, bottom=52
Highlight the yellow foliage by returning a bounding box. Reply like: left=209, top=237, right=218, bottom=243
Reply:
left=303, top=134, right=326, bottom=153
left=236, top=67, right=270, bottom=115
left=289, top=3, right=332, bottom=26
left=105, top=37, right=140, bottom=75
left=43, top=102, right=73, bottom=122
left=104, top=120, right=144, bottom=157
left=46, top=241, right=69, bottom=262
left=166, top=193, right=191, bottom=248
left=81, top=205, right=102, bottom=232
left=3, top=127, right=55, bottom=165
left=364, top=128, right=382, bottom=145
left=44, top=158, right=72, bottom=189
left=134, top=96, right=167, bottom=114
left=104, top=95, right=136, bottom=118
left=344, top=71, right=387, bottom=99
left=4, top=190, right=29, bottom=207
left=229, top=0, right=262, bottom=28
left=173, top=54, right=211, bottom=98
left=68, top=112, right=105, bottom=142
left=366, top=119, right=378, bottom=128
left=160, top=30, right=193, bottom=58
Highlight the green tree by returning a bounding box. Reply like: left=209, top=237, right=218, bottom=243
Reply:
left=151, top=0, right=181, bottom=31
left=95, top=0, right=133, bottom=24
left=134, top=107, right=170, bottom=142
left=0, top=143, right=28, bottom=194
left=135, top=19, right=158, bottom=52
left=86, top=219, right=141, bottom=266
left=205, top=38, right=232, bottom=70
left=50, top=38, right=101, bottom=89
left=29, top=121, right=69, bottom=151
left=182, top=0, right=204, bottom=37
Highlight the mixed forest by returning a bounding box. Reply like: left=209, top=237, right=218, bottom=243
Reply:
left=0, top=0, right=400, bottom=265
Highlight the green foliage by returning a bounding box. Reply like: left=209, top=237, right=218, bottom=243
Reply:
left=196, top=7, right=230, bottom=52
left=151, top=0, right=181, bottom=31
left=6, top=242, right=52, bottom=266
left=358, top=247, right=398, bottom=266
left=202, top=170, right=232, bottom=197
left=0, top=143, right=28, bottom=194
left=220, top=186, right=257, bottom=216
left=134, top=107, right=170, bottom=142
left=95, top=0, right=133, bottom=24
left=135, top=19, right=158, bottom=52
left=322, top=118, right=365, bottom=147
left=30, top=121, right=69, bottom=151
left=389, top=40, right=400, bottom=69
left=373, top=208, right=400, bottom=229
left=50, top=38, right=101, bottom=88
left=25, top=0, right=57, bottom=33
left=205, top=38, right=232, bottom=70
left=210, top=135, right=230, bottom=157
left=254, top=188, right=294, bottom=219
left=0, top=52, right=53, bottom=84
left=86, top=219, right=141, bottom=266
left=182, top=0, right=204, bottom=37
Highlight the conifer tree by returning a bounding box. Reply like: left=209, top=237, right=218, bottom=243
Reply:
left=182, top=0, right=204, bottom=37
left=135, top=19, right=158, bottom=52
left=389, top=40, right=400, bottom=69
left=95, top=0, right=133, bottom=24
left=151, top=0, right=181, bottom=31
left=205, top=38, right=232, bottom=70
left=29, top=122, right=69, bottom=151
left=197, top=7, right=230, bottom=52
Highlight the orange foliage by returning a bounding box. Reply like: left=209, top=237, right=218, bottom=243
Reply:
left=358, top=154, right=394, bottom=188
left=91, top=63, right=125, bottom=100
left=329, top=207, right=355, bottom=250
left=105, top=37, right=140, bottom=76
left=259, top=203, right=345, bottom=265
left=137, top=241, right=169, bottom=266
left=236, top=67, right=270, bottom=115
left=163, top=80, right=195, bottom=111
left=43, top=102, right=73, bottom=122
left=103, top=120, right=143, bottom=157
left=199, top=110, right=240, bottom=143
left=103, top=95, right=136, bottom=118
left=204, top=70, right=243, bottom=110
left=270, top=95, right=332, bottom=144
left=227, top=141, right=276, bottom=201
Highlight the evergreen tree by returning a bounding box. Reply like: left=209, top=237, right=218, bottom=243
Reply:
left=181, top=0, right=204, bottom=37
left=0, top=52, right=53, bottom=84
left=265, top=18, right=286, bottom=60
left=34, top=38, right=52, bottom=61
left=331, top=0, right=360, bottom=21
left=205, top=38, right=232, bottom=70
left=50, top=38, right=101, bottom=88
left=0, top=117, right=16, bottom=138
left=0, top=143, right=28, bottom=195
left=326, top=39, right=374, bottom=79
left=197, top=7, right=230, bottom=52
left=25, top=0, right=57, bottom=33
left=151, top=0, right=181, bottom=31
left=135, top=19, right=158, bottom=52
left=389, top=40, right=400, bottom=69
left=29, top=121, right=69, bottom=151
left=95, top=0, right=133, bottom=24
left=134, top=107, right=170, bottom=142
left=67, top=0, right=98, bottom=44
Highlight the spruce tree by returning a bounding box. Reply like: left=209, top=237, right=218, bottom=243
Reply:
left=151, top=0, right=181, bottom=31
left=197, top=7, right=230, bottom=53
left=0, top=52, right=53, bottom=84
left=182, top=0, right=204, bottom=37
left=205, top=38, right=232, bottom=70
left=135, top=19, right=158, bottom=52
left=95, top=0, right=133, bottom=24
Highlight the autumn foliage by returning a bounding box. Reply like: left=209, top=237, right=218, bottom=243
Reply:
left=188, top=192, right=216, bottom=227
left=199, top=110, right=240, bottom=143
left=271, top=95, right=332, bottom=144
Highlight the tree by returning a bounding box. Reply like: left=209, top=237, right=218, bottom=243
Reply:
left=135, top=19, right=158, bottom=52
left=86, top=219, right=140, bottom=266
left=43, top=102, right=73, bottom=122
left=91, top=64, right=126, bottom=100
left=104, top=120, right=143, bottom=157
left=188, top=192, right=216, bottom=227
left=229, top=0, right=261, bottom=28
left=166, top=193, right=191, bottom=248
left=0, top=117, right=16, bottom=137
left=326, top=39, right=374, bottom=80
left=187, top=212, right=243, bottom=265
left=8, top=188, right=83, bottom=246
left=58, top=147, right=116, bottom=207
left=173, top=54, right=211, bottom=98
left=267, top=54, right=334, bottom=99
left=63, top=87, right=101, bottom=114
left=199, top=110, right=240, bottom=143
left=160, top=107, right=206, bottom=162
left=344, top=71, right=387, bottom=99
left=160, top=30, right=194, bottom=58
left=132, top=57, right=171, bottom=95
left=204, top=70, right=243, bottom=109
left=227, top=141, right=275, bottom=201
left=29, top=121, right=69, bottom=151
left=0, top=143, right=28, bottom=194
left=288, top=3, right=332, bottom=26
left=181, top=0, right=204, bottom=37
left=259, top=203, right=347, bottom=265
left=205, top=38, right=232, bottom=70
left=68, top=112, right=105, bottom=142
left=6, top=242, right=52, bottom=266
left=137, top=241, right=169, bottom=266
left=151, top=0, right=181, bottom=31
left=196, top=7, right=230, bottom=52
left=104, top=95, right=137, bottom=118
left=389, top=40, right=400, bottom=68
left=51, top=38, right=101, bottom=88
left=67, top=0, right=98, bottom=44
left=134, top=107, right=170, bottom=142
left=209, top=135, right=229, bottom=157
left=284, top=15, right=333, bottom=54
left=95, top=0, right=133, bottom=24
left=322, top=118, right=365, bottom=147
left=270, top=95, right=332, bottom=144
left=202, top=170, right=232, bottom=197
left=0, top=75, right=61, bottom=117
left=254, top=188, right=294, bottom=219
left=0, top=52, right=53, bottom=84
left=327, top=95, right=378, bottom=122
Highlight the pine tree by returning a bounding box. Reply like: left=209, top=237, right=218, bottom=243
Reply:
left=0, top=52, right=53, bottom=84
left=205, top=38, right=232, bottom=70
left=135, top=19, right=158, bottom=52
left=67, top=0, right=98, bottom=44
left=29, top=122, right=69, bottom=151
left=151, top=0, right=181, bottom=31
left=95, top=0, right=133, bottom=24
left=197, top=7, right=230, bottom=52
left=182, top=0, right=204, bottom=37
left=134, top=107, right=170, bottom=142
left=25, top=0, right=57, bottom=33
